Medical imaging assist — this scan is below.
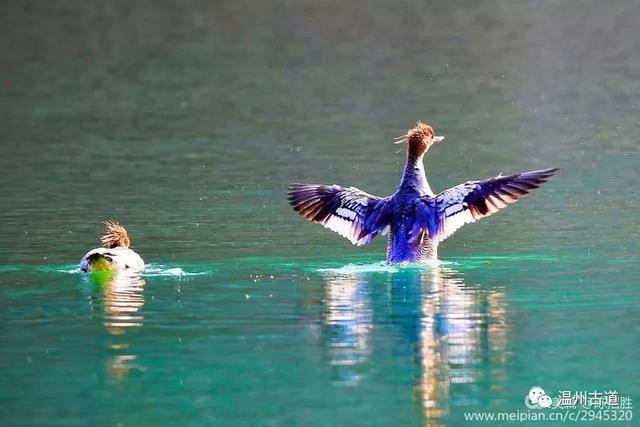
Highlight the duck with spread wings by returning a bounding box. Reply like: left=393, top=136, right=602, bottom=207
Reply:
left=288, top=122, right=558, bottom=262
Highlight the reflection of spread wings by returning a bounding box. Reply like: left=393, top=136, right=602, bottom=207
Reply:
left=410, top=168, right=558, bottom=242
left=288, top=183, right=393, bottom=246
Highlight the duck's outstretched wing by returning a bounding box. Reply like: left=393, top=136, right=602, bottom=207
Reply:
left=288, top=183, right=393, bottom=246
left=410, top=168, right=558, bottom=243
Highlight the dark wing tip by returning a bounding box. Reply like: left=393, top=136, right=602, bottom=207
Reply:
left=479, top=167, right=559, bottom=208
left=287, top=183, right=328, bottom=222
left=527, top=167, right=559, bottom=178
left=517, top=168, right=559, bottom=184
left=287, top=183, right=310, bottom=203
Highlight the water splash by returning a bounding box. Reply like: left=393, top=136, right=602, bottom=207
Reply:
left=317, top=261, right=398, bottom=274
left=143, top=264, right=210, bottom=277
left=316, top=259, right=456, bottom=275
left=0, top=263, right=209, bottom=278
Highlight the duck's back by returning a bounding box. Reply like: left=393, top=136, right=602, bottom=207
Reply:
left=80, top=246, right=145, bottom=272
left=385, top=194, right=439, bottom=263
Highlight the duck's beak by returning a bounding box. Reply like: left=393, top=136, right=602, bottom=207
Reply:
left=433, top=135, right=445, bottom=143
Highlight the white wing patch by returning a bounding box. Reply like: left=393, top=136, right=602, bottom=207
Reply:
left=325, top=213, right=372, bottom=246
left=444, top=203, right=467, bottom=217
left=336, top=207, right=358, bottom=220
left=325, top=215, right=356, bottom=241
left=440, top=209, right=476, bottom=241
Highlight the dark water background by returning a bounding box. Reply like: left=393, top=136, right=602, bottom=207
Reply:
left=1, top=1, right=638, bottom=425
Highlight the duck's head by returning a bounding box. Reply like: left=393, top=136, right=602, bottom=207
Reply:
left=101, top=220, right=131, bottom=249
left=394, top=121, right=445, bottom=156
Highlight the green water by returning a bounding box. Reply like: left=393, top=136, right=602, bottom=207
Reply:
left=1, top=1, right=639, bottom=426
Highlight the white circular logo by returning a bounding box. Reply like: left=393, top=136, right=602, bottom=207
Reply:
left=528, top=386, right=545, bottom=405
left=537, top=395, right=553, bottom=408
left=525, top=386, right=557, bottom=409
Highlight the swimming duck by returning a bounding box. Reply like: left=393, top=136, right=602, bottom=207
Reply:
left=288, top=122, right=558, bottom=263
left=80, top=221, right=145, bottom=272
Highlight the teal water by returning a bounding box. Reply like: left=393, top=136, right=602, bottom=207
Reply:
left=1, top=1, right=639, bottom=426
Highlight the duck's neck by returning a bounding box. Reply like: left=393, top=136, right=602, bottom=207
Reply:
left=399, top=149, right=433, bottom=195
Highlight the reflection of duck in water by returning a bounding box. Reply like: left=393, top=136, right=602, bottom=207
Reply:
left=84, top=270, right=146, bottom=380
left=322, top=273, right=373, bottom=385
left=288, top=121, right=557, bottom=262
left=80, top=221, right=144, bottom=272
left=92, top=271, right=146, bottom=334
left=399, top=268, right=508, bottom=423
left=318, top=266, right=508, bottom=424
